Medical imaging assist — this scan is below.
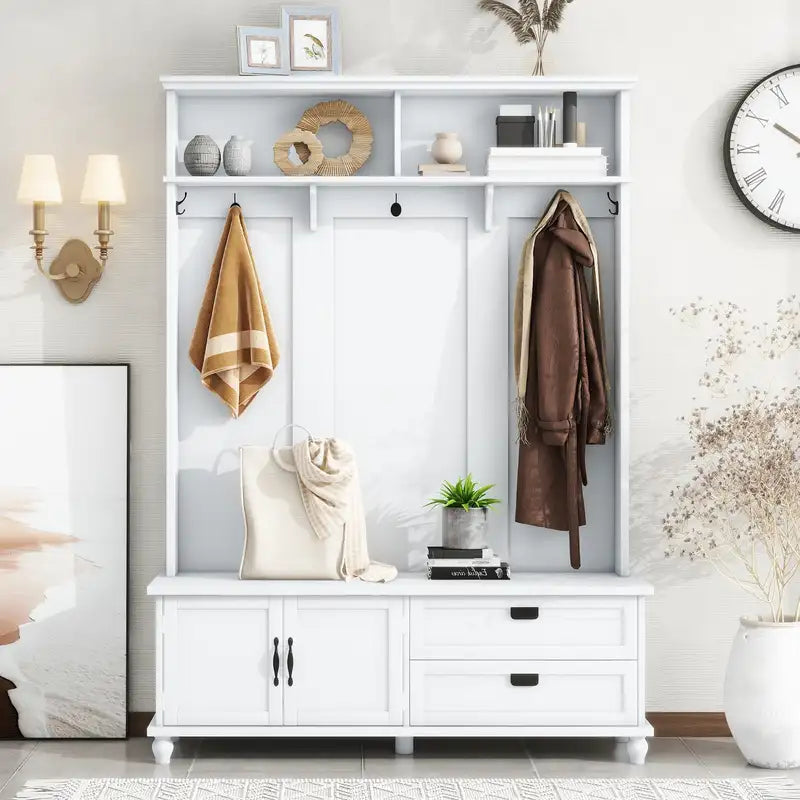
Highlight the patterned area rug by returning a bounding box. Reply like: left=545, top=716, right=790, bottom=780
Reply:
left=15, top=778, right=800, bottom=800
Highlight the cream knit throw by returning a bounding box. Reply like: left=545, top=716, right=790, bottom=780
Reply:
left=283, top=437, right=397, bottom=583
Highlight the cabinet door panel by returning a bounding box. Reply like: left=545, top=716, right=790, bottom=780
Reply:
left=282, top=597, right=403, bottom=726
left=164, top=598, right=282, bottom=725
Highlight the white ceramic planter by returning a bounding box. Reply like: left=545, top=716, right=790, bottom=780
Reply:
left=724, top=616, right=800, bottom=768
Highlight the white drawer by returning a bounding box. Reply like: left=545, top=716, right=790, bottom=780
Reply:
left=410, top=597, right=636, bottom=660
left=410, top=660, right=638, bottom=726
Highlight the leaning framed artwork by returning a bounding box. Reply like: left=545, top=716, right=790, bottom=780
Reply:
left=0, top=364, right=129, bottom=738
left=237, top=25, right=289, bottom=75
left=281, top=6, right=341, bottom=73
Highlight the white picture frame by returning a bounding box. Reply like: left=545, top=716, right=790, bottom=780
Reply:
left=237, top=25, right=289, bottom=76
left=281, top=6, right=341, bottom=74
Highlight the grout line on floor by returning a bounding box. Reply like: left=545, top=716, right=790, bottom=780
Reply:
left=186, top=739, right=198, bottom=777
left=0, top=742, right=39, bottom=796
left=520, top=739, right=540, bottom=777
left=677, top=737, right=708, bottom=767
left=360, top=743, right=365, bottom=777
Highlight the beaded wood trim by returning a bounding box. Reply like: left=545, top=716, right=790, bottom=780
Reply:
left=294, top=99, right=373, bottom=176
left=273, top=128, right=324, bottom=176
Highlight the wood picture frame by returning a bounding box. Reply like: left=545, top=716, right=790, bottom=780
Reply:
left=237, top=25, right=289, bottom=76
left=281, top=6, right=341, bottom=73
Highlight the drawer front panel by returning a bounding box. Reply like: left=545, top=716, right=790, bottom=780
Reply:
left=410, top=660, right=637, bottom=726
left=410, top=597, right=636, bottom=660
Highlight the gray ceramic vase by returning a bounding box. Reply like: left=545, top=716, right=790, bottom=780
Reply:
left=223, top=135, right=253, bottom=177
left=442, top=507, right=488, bottom=549
left=184, top=135, right=221, bottom=176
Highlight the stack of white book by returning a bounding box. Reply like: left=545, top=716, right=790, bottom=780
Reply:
left=486, top=147, right=607, bottom=179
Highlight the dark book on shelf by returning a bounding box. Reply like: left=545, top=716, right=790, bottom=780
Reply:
left=427, top=546, right=492, bottom=560
left=427, top=562, right=510, bottom=580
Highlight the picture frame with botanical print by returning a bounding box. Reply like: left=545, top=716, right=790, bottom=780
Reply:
left=237, top=25, right=289, bottom=75
left=281, top=6, right=341, bottom=74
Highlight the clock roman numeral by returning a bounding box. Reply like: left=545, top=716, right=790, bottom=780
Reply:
left=736, top=143, right=760, bottom=154
left=743, top=167, right=767, bottom=191
left=768, top=189, right=785, bottom=214
left=770, top=84, right=789, bottom=108
left=746, top=110, right=769, bottom=127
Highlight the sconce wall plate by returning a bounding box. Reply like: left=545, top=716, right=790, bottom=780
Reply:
left=50, top=239, right=103, bottom=303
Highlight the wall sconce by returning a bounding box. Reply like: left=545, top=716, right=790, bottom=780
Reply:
left=17, top=154, right=126, bottom=303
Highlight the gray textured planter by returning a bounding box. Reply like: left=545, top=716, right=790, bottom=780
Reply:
left=442, top=507, right=488, bottom=549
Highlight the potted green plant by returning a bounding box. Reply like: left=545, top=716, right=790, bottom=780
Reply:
left=427, top=474, right=500, bottom=549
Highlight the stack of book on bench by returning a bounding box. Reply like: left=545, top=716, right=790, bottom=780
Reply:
left=426, top=546, right=510, bottom=580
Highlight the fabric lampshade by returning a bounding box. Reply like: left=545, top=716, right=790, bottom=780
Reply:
left=17, top=155, right=63, bottom=203
left=81, top=155, right=126, bottom=204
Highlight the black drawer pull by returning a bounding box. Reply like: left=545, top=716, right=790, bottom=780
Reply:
left=287, top=637, right=294, bottom=687
left=510, top=606, right=539, bottom=620
left=510, top=674, right=540, bottom=687
left=272, top=637, right=280, bottom=687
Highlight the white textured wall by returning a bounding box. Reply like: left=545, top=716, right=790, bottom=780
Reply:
left=1, top=1, right=798, bottom=712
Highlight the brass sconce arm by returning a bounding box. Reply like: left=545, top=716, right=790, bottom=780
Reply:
left=30, top=201, right=65, bottom=280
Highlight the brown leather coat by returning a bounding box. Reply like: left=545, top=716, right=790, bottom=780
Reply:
left=514, top=193, right=609, bottom=569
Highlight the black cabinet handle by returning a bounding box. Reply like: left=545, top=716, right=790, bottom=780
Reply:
left=510, top=674, right=540, bottom=687
left=287, top=637, right=294, bottom=687
left=272, top=637, right=280, bottom=687
left=510, top=606, right=539, bottom=620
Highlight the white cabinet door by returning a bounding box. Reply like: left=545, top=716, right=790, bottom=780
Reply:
left=282, top=597, right=404, bottom=726
left=164, top=598, right=283, bottom=726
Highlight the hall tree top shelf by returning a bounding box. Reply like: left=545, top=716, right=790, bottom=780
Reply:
left=161, top=75, right=637, bottom=96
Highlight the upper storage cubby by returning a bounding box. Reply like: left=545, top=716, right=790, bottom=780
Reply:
left=164, top=76, right=633, bottom=184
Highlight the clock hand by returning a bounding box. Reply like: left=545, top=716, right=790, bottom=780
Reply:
left=774, top=122, right=800, bottom=146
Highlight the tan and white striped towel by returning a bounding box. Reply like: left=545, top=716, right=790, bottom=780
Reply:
left=189, top=205, right=279, bottom=417
left=285, top=437, right=397, bottom=582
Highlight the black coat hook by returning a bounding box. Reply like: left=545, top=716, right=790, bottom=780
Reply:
left=175, top=191, right=187, bottom=216
left=607, top=192, right=619, bottom=216
left=390, top=193, right=402, bottom=217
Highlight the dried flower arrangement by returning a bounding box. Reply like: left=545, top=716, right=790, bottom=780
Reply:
left=663, top=298, right=800, bottom=622
left=477, top=0, right=576, bottom=75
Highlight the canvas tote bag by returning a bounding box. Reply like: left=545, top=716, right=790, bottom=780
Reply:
left=239, top=425, right=344, bottom=579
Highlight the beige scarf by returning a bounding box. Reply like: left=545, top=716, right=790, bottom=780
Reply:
left=513, top=189, right=609, bottom=441
left=285, top=437, right=397, bottom=583
left=189, top=205, right=280, bottom=417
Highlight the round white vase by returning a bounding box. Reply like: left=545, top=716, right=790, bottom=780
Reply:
left=724, top=616, right=800, bottom=768
left=431, top=132, right=463, bottom=165
left=223, top=135, right=253, bottom=176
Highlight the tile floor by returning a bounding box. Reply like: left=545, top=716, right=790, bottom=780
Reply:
left=1, top=738, right=798, bottom=798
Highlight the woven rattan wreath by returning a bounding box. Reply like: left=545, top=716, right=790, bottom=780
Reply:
left=273, top=128, right=324, bottom=176
left=294, top=99, right=373, bottom=176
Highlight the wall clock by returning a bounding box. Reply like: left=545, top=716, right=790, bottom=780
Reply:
left=724, top=64, right=800, bottom=232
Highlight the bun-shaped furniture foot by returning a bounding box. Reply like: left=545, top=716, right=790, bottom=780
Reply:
left=626, top=737, right=648, bottom=765
left=152, top=737, right=174, bottom=765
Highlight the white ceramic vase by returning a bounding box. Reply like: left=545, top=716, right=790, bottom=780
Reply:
left=223, top=135, right=253, bottom=176
left=724, top=616, right=800, bottom=768
left=431, top=132, right=463, bottom=165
